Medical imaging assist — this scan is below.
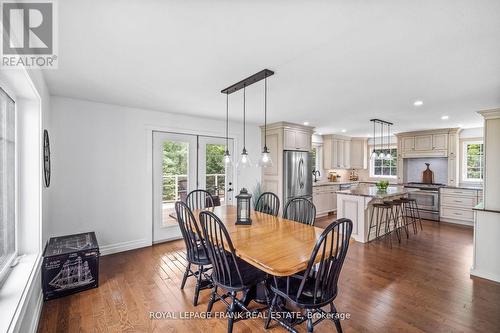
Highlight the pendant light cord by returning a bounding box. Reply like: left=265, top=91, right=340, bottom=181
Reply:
left=243, top=86, right=246, bottom=151
left=225, top=93, right=229, bottom=150
left=373, top=120, right=376, bottom=151
left=264, top=77, right=267, bottom=150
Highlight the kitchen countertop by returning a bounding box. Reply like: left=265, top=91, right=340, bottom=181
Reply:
left=336, top=184, right=416, bottom=199
left=313, top=181, right=359, bottom=187
left=442, top=185, right=483, bottom=191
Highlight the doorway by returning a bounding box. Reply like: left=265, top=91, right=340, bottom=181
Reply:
left=152, top=131, right=234, bottom=243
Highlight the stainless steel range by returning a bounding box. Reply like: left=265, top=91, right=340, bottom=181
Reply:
left=403, top=182, right=446, bottom=221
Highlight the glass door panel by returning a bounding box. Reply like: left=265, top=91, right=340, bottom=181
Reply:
left=198, top=136, right=234, bottom=206
left=153, top=132, right=197, bottom=242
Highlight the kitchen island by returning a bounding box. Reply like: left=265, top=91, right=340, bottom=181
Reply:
left=336, top=184, right=415, bottom=243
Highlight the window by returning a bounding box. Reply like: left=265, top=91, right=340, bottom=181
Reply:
left=311, top=143, right=323, bottom=179
left=462, top=140, right=484, bottom=182
left=370, top=147, right=397, bottom=178
left=0, top=88, right=16, bottom=282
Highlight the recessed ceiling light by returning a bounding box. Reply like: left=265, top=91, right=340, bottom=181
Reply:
left=341, top=129, right=347, bottom=133
left=317, top=132, right=323, bottom=135
left=441, top=115, right=449, bottom=120
left=303, top=122, right=309, bottom=126
left=413, top=100, right=424, bottom=106
left=457, top=124, right=463, bottom=128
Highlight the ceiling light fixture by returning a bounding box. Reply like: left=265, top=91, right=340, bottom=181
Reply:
left=258, top=75, right=273, bottom=168
left=221, top=69, right=275, bottom=169
left=341, top=129, right=347, bottom=133
left=303, top=121, right=309, bottom=126
left=222, top=93, right=232, bottom=166
left=370, top=119, right=394, bottom=160
left=441, top=115, right=449, bottom=120
left=414, top=100, right=424, bottom=106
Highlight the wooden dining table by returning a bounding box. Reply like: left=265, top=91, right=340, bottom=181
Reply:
left=192, top=205, right=347, bottom=277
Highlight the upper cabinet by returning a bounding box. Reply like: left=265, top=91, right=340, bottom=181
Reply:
left=350, top=138, right=368, bottom=169
left=396, top=128, right=461, bottom=186
left=284, top=128, right=311, bottom=151
left=323, top=135, right=367, bottom=170
left=398, top=130, right=457, bottom=158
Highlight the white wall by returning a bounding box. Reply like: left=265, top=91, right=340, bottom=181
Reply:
left=47, top=96, right=261, bottom=252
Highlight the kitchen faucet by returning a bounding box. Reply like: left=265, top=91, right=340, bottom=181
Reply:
left=312, top=169, right=320, bottom=182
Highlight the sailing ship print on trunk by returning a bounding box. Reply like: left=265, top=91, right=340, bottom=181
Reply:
left=49, top=256, right=95, bottom=290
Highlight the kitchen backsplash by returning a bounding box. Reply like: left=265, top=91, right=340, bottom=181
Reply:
left=404, top=158, right=448, bottom=184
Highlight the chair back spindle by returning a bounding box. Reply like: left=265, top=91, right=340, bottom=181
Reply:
left=175, top=201, right=207, bottom=263
left=255, top=192, right=280, bottom=216
left=296, top=218, right=352, bottom=305
left=200, top=211, right=245, bottom=288
left=186, top=189, right=214, bottom=211
left=283, top=197, right=316, bottom=225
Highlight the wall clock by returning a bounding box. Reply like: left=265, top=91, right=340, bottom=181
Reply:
left=43, top=129, right=51, bottom=187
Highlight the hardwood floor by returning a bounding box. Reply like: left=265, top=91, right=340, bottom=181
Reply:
left=38, top=219, right=500, bottom=333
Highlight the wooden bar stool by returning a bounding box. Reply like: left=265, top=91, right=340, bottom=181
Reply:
left=390, top=199, right=410, bottom=239
left=399, top=198, right=424, bottom=233
left=368, top=203, right=397, bottom=246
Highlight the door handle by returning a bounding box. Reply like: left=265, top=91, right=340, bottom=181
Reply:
left=298, top=158, right=304, bottom=189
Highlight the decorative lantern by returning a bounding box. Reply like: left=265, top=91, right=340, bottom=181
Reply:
left=235, top=188, right=252, bottom=225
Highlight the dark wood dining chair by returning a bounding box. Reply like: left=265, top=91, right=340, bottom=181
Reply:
left=255, top=192, right=280, bottom=216
left=199, top=210, right=268, bottom=333
left=265, top=218, right=353, bottom=333
left=175, top=201, right=212, bottom=306
left=283, top=197, right=316, bottom=226
left=186, top=189, right=214, bottom=211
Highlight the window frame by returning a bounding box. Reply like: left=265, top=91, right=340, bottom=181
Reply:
left=311, top=142, right=323, bottom=180
left=0, top=87, right=18, bottom=285
left=461, top=139, right=484, bottom=183
left=369, top=145, right=398, bottom=179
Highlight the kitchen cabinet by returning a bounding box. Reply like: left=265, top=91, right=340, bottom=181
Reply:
left=350, top=138, right=367, bottom=169
left=415, top=135, right=433, bottom=151
left=402, top=137, right=415, bottom=152
left=440, top=187, right=480, bottom=225
left=284, top=128, right=311, bottom=151
left=260, top=122, right=314, bottom=210
left=313, top=184, right=339, bottom=217
left=323, top=135, right=351, bottom=169
left=432, top=134, right=448, bottom=150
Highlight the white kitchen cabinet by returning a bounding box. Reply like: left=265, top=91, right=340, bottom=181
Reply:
left=396, top=129, right=461, bottom=184
left=350, top=138, right=367, bottom=169
left=440, top=187, right=479, bottom=225
left=284, top=128, right=311, bottom=151
left=415, top=135, right=433, bottom=151
left=313, top=185, right=339, bottom=217
left=432, top=134, right=448, bottom=150
left=402, top=137, right=415, bottom=152
left=323, top=135, right=351, bottom=169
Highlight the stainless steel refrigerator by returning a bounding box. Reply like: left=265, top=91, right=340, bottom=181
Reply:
left=283, top=150, right=313, bottom=205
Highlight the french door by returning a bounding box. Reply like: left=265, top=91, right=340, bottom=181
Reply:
left=153, top=132, right=234, bottom=243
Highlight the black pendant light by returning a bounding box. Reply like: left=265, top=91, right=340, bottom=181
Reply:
left=258, top=76, right=273, bottom=167
left=237, top=86, right=252, bottom=168
left=370, top=120, right=377, bottom=159
left=378, top=122, right=385, bottom=159
left=386, top=124, right=393, bottom=160
left=222, top=93, right=232, bottom=165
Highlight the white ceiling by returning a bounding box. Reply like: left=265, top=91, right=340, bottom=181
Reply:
left=44, top=0, right=500, bottom=136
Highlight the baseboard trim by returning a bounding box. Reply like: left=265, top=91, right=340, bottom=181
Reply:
left=470, top=268, right=500, bottom=283
left=99, top=238, right=152, bottom=256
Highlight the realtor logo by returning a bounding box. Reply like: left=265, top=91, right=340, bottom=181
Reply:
left=1, top=1, right=58, bottom=68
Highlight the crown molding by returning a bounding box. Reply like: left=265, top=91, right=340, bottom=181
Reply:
left=477, top=108, right=500, bottom=120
